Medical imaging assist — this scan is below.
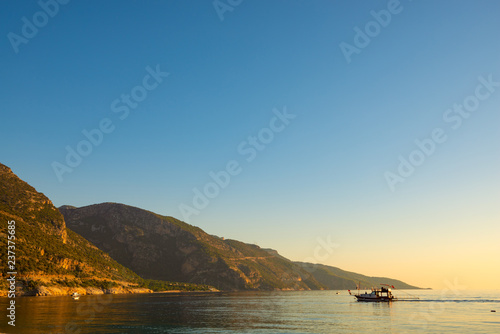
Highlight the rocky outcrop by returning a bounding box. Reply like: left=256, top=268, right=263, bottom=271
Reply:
left=0, top=163, right=144, bottom=295
left=0, top=163, right=67, bottom=243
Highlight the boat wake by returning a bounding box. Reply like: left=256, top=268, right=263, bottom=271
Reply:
left=401, top=299, right=500, bottom=303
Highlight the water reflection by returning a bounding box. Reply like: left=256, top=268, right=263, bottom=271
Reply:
left=1, top=290, right=498, bottom=333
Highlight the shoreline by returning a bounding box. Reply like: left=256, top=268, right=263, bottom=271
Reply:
left=0, top=286, right=153, bottom=297
left=0, top=286, right=221, bottom=298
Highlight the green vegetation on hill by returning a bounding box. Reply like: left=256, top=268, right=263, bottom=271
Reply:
left=138, top=279, right=213, bottom=292
left=0, top=214, right=141, bottom=282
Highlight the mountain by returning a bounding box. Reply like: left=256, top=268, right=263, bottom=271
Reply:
left=60, top=203, right=325, bottom=291
left=295, top=262, right=420, bottom=290
left=0, top=163, right=148, bottom=295
left=0, top=162, right=419, bottom=294
left=60, top=203, right=421, bottom=291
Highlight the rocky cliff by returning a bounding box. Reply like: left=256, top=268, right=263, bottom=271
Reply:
left=0, top=163, right=146, bottom=295
left=0, top=164, right=67, bottom=243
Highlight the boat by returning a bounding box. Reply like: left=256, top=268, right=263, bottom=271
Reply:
left=349, top=284, right=419, bottom=302
left=71, top=292, right=80, bottom=300
left=353, top=286, right=395, bottom=302
left=349, top=284, right=396, bottom=302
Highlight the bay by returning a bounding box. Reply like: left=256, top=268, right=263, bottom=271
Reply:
left=1, top=290, right=499, bottom=333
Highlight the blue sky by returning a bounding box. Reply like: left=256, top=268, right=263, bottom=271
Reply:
left=1, top=0, right=499, bottom=289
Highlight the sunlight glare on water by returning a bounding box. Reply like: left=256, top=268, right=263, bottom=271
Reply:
left=1, top=290, right=499, bottom=333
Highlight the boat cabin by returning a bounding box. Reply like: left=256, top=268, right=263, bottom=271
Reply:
left=354, top=286, right=396, bottom=302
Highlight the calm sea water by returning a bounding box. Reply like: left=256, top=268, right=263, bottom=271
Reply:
left=1, top=290, right=499, bottom=333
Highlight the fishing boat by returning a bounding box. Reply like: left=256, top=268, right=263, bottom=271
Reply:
left=71, top=292, right=80, bottom=300
left=350, top=286, right=395, bottom=302
left=349, top=284, right=419, bottom=302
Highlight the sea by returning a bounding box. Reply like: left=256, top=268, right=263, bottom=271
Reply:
left=1, top=289, right=499, bottom=333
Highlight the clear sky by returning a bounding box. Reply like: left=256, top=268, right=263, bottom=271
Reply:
left=1, top=0, right=499, bottom=289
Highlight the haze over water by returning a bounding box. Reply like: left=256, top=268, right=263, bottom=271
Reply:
left=1, top=290, right=499, bottom=333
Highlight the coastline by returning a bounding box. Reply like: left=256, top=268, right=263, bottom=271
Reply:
left=0, top=286, right=153, bottom=297
left=0, top=287, right=223, bottom=298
